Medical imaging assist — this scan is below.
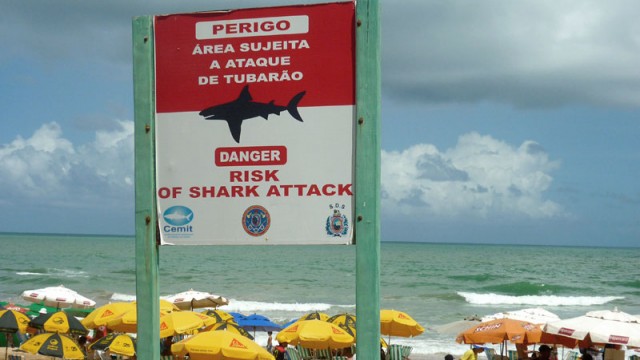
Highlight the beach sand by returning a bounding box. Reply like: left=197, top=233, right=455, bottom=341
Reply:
left=6, top=348, right=50, bottom=359
left=6, top=347, right=450, bottom=359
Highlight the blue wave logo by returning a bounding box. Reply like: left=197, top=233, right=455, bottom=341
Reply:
left=163, top=206, right=194, bottom=226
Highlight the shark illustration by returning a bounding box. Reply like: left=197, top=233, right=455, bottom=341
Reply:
left=163, top=212, right=193, bottom=222
left=199, top=85, right=306, bottom=143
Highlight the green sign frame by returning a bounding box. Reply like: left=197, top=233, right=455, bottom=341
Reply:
left=132, top=1, right=380, bottom=358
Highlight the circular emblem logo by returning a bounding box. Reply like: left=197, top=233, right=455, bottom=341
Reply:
left=242, top=205, right=270, bottom=237
left=163, top=206, right=194, bottom=226
left=325, top=205, right=349, bottom=237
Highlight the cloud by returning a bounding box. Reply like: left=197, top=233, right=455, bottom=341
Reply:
left=0, top=0, right=317, bottom=67
left=0, top=120, right=134, bottom=209
left=381, top=132, right=564, bottom=220
left=4, top=1, right=639, bottom=110
left=382, top=0, right=640, bottom=107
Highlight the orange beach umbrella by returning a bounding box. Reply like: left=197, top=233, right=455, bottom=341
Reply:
left=456, top=318, right=541, bottom=345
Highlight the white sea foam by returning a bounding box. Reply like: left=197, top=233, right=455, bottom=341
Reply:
left=16, top=268, right=89, bottom=278
left=110, top=293, right=136, bottom=302
left=109, top=293, right=353, bottom=315
left=458, top=292, right=624, bottom=306
left=223, top=299, right=343, bottom=313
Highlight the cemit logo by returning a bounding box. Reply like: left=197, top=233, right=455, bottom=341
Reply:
left=163, top=206, right=194, bottom=235
left=163, top=206, right=194, bottom=226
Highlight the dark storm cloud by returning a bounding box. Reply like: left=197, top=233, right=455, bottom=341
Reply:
left=382, top=0, right=640, bottom=107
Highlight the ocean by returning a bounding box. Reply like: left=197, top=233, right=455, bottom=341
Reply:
left=1, top=233, right=639, bottom=356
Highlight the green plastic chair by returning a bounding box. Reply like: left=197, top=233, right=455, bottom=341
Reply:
left=485, top=348, right=497, bottom=360
left=509, top=350, right=518, bottom=360
left=402, top=345, right=413, bottom=358
left=563, top=351, right=580, bottom=360
left=287, top=347, right=303, bottom=360
left=297, top=345, right=312, bottom=359
left=388, top=344, right=404, bottom=360
left=315, top=348, right=332, bottom=359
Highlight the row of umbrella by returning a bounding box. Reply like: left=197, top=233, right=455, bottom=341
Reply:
left=172, top=309, right=425, bottom=360
left=455, top=307, right=640, bottom=353
left=17, top=285, right=229, bottom=312
left=3, top=285, right=426, bottom=360
left=0, top=309, right=88, bottom=360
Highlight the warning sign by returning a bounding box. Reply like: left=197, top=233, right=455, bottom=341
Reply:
left=154, top=2, right=355, bottom=245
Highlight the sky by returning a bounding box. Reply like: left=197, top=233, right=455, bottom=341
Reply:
left=1, top=1, right=638, bottom=247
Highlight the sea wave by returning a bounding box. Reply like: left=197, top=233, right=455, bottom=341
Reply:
left=15, top=268, right=89, bottom=278
left=110, top=293, right=354, bottom=314
left=458, top=292, right=624, bottom=306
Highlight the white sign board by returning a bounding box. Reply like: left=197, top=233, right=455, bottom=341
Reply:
left=154, top=3, right=355, bottom=245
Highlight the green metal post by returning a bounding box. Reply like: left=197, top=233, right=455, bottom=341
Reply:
left=132, top=16, right=161, bottom=360
left=355, top=0, right=381, bottom=359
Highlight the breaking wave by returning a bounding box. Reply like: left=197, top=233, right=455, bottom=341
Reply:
left=458, top=292, right=624, bottom=306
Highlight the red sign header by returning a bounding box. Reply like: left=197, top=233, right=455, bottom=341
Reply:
left=154, top=3, right=355, bottom=113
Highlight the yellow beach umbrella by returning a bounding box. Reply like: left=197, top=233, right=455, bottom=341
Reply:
left=298, top=311, right=329, bottom=322
left=0, top=309, right=30, bottom=333
left=82, top=302, right=133, bottom=329
left=28, top=310, right=88, bottom=335
left=105, top=308, right=139, bottom=333
left=208, top=321, right=254, bottom=340
left=0, top=309, right=31, bottom=360
left=107, top=309, right=212, bottom=336
left=276, top=319, right=354, bottom=350
left=88, top=333, right=136, bottom=357
left=20, top=333, right=85, bottom=359
left=159, top=310, right=217, bottom=338
left=325, top=313, right=388, bottom=348
left=83, top=299, right=179, bottom=329
left=380, top=309, right=425, bottom=338
left=171, top=330, right=274, bottom=360
left=202, top=309, right=236, bottom=323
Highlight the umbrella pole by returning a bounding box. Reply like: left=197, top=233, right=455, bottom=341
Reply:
left=4, top=332, right=11, bottom=360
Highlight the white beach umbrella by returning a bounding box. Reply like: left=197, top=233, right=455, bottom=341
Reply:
left=434, top=320, right=481, bottom=335
left=482, top=307, right=561, bottom=324
left=21, top=284, right=96, bottom=309
left=162, top=289, right=229, bottom=310
left=543, top=308, right=640, bottom=347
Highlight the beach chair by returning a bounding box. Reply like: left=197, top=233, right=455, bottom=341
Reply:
left=388, top=344, right=404, bottom=360
left=563, top=351, right=579, bottom=360
left=508, top=350, right=518, bottom=360
left=485, top=348, right=498, bottom=360
left=315, top=348, right=332, bottom=359
left=160, top=356, right=174, bottom=360
left=297, top=345, right=313, bottom=360
left=333, top=356, right=348, bottom=360
left=287, top=347, right=303, bottom=360
left=402, top=345, right=413, bottom=358
left=8, top=355, right=25, bottom=360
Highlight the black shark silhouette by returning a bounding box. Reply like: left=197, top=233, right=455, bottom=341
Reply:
left=199, top=85, right=306, bottom=143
